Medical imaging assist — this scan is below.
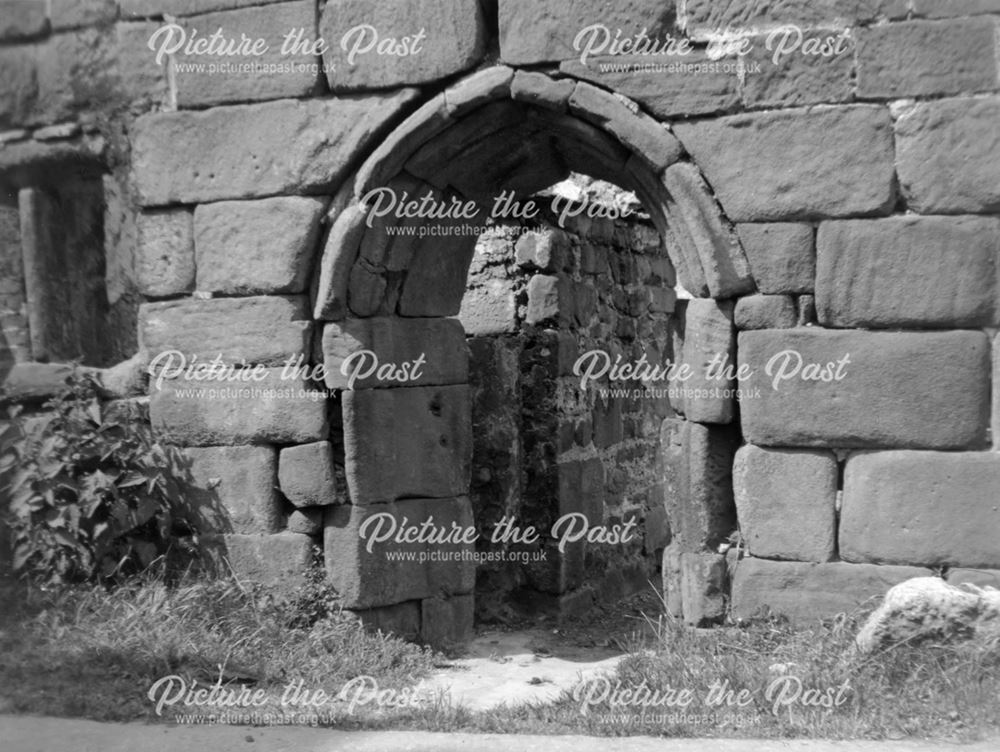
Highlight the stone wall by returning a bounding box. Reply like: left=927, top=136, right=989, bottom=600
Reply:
left=2, top=0, right=1000, bottom=641
left=463, top=201, right=672, bottom=622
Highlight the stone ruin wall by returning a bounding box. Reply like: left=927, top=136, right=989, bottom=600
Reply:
left=1, top=0, right=1000, bottom=645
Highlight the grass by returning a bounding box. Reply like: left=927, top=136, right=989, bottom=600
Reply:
left=1, top=575, right=998, bottom=741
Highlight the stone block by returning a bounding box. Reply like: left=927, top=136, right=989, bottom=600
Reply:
left=857, top=18, right=998, bottom=99
left=114, top=21, right=171, bottom=105
left=733, top=294, right=797, bottom=330
left=738, top=329, right=990, bottom=449
left=731, top=558, right=933, bottom=625
left=150, top=369, right=328, bottom=446
left=180, top=445, right=281, bottom=534
left=680, top=552, right=727, bottom=626
left=206, top=532, right=314, bottom=588
left=132, top=90, right=418, bottom=206
left=735, top=223, right=814, bottom=294
left=816, top=215, right=1000, bottom=328
left=121, top=0, right=285, bottom=16
left=312, top=190, right=365, bottom=321
left=459, top=281, right=518, bottom=336
left=342, top=384, right=471, bottom=503
left=135, top=209, right=195, bottom=298
left=895, top=96, right=1000, bottom=214
left=421, top=594, right=474, bottom=647
left=173, top=1, right=321, bottom=107
left=679, top=0, right=905, bottom=39
left=50, top=0, right=116, bottom=30
left=321, top=316, right=467, bottom=390
left=287, top=508, right=324, bottom=535
left=194, top=196, right=327, bottom=295
left=568, top=82, right=682, bottom=173
left=510, top=70, right=576, bottom=111
left=559, top=51, right=739, bottom=119
left=741, top=31, right=854, bottom=107
left=733, top=445, right=837, bottom=562
left=841, top=451, right=1000, bottom=568
left=323, top=496, right=475, bottom=609
left=278, top=441, right=339, bottom=507
left=348, top=600, right=421, bottom=640
left=679, top=298, right=736, bottom=424
left=661, top=162, right=753, bottom=299
left=661, top=542, right=683, bottom=618
left=525, top=274, right=560, bottom=324
left=1, top=362, right=73, bottom=402
left=395, top=224, right=478, bottom=317
left=0, top=1, right=48, bottom=40
left=139, top=295, right=312, bottom=366
left=659, top=418, right=739, bottom=552
left=674, top=106, right=896, bottom=221
left=499, top=0, right=675, bottom=65
left=994, top=332, right=1000, bottom=451
left=319, top=0, right=485, bottom=91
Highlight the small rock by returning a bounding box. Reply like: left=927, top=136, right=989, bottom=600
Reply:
left=855, top=576, right=1000, bottom=653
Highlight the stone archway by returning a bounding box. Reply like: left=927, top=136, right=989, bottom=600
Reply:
left=311, top=66, right=756, bottom=641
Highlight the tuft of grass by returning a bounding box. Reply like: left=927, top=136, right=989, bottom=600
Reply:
left=0, top=571, right=436, bottom=722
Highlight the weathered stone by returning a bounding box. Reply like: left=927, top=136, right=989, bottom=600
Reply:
left=180, top=445, right=282, bottom=534
left=135, top=209, right=195, bottom=298
left=348, top=600, right=420, bottom=640
left=174, top=1, right=321, bottom=107
left=320, top=0, right=485, bottom=91
left=458, top=282, right=518, bottom=336
left=93, top=353, right=148, bottom=399
left=735, top=223, right=814, bottom=294
left=353, top=94, right=451, bottom=199
left=816, top=215, right=1000, bottom=328
left=857, top=19, right=998, bottom=99
left=499, top=0, right=676, bottom=64
left=950, top=569, right=1000, bottom=589
left=659, top=418, right=739, bottom=552
left=841, top=451, right=1000, bottom=568
left=568, top=82, right=682, bottom=173
left=50, top=0, right=117, bottom=30
left=738, top=329, right=990, bottom=449
left=680, top=552, right=728, bottom=626
left=206, top=532, right=314, bottom=588
left=287, top=508, right=324, bottom=535
left=733, top=295, right=797, bottom=330
left=323, top=496, right=475, bottom=608
left=731, top=558, right=932, bottom=625
left=995, top=333, right=1000, bottom=451
left=396, top=222, right=479, bottom=317
left=516, top=230, right=570, bottom=272
left=322, top=317, right=467, bottom=390
left=139, top=295, right=311, bottom=366
left=32, top=29, right=116, bottom=125
left=342, top=384, right=471, bottom=503
left=194, top=197, right=328, bottom=295
left=1, top=362, right=73, bottom=402
left=680, top=0, right=907, bottom=39
left=559, top=52, right=740, bottom=119
left=674, top=106, right=896, bottom=221
left=313, top=195, right=363, bottom=313
left=444, top=65, right=513, bottom=116
left=856, top=577, right=1000, bottom=654
left=733, top=445, right=837, bottom=562
left=661, top=543, right=683, bottom=617
left=525, top=274, right=560, bottom=325
left=278, top=441, right=339, bottom=508
left=894, top=96, right=1000, bottom=214
left=661, top=162, right=753, bottom=298
left=797, top=294, right=816, bottom=326
left=0, top=0, right=48, bottom=40
left=421, top=594, right=474, bottom=647
left=679, top=299, right=736, bottom=424
left=114, top=21, right=171, bottom=105
left=346, top=257, right=387, bottom=317
left=741, top=32, right=854, bottom=107
left=911, top=0, right=1000, bottom=16
left=132, top=90, right=419, bottom=206
left=150, top=369, right=328, bottom=446
left=510, top=70, right=575, bottom=112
